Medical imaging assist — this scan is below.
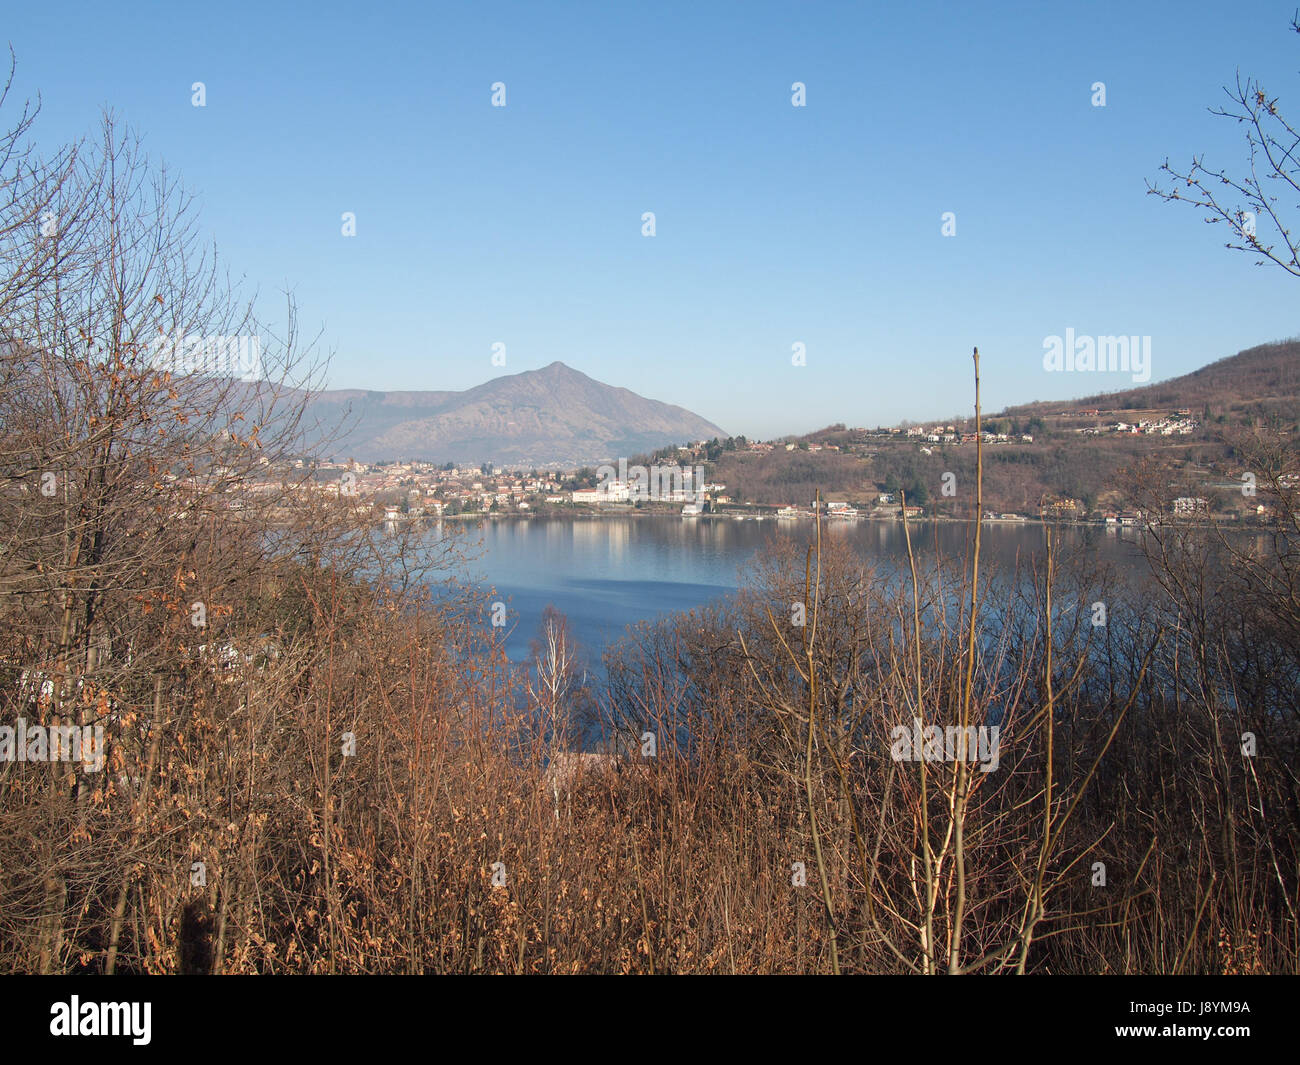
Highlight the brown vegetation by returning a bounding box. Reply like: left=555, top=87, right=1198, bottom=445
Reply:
left=1, top=67, right=1296, bottom=976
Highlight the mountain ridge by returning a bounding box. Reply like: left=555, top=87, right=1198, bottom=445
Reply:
left=307, top=360, right=728, bottom=467
left=993, top=338, right=1300, bottom=421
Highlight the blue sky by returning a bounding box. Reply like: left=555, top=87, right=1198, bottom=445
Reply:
left=5, top=0, right=1298, bottom=438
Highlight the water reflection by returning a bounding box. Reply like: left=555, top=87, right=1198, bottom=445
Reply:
left=427, top=515, right=1166, bottom=663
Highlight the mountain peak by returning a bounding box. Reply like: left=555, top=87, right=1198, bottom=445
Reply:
left=306, top=361, right=727, bottom=466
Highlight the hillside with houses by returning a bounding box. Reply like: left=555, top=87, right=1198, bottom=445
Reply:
left=255, top=340, right=1299, bottom=529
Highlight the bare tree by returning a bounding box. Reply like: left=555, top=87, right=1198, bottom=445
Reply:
left=0, top=100, right=333, bottom=971
left=1148, top=14, right=1300, bottom=277
left=526, top=605, right=586, bottom=753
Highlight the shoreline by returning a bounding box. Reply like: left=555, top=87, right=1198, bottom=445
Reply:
left=403, top=509, right=1271, bottom=535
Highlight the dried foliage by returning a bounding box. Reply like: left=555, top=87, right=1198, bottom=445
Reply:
left=0, top=68, right=1296, bottom=976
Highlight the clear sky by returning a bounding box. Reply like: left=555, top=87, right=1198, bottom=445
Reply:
left=4, top=1, right=1298, bottom=439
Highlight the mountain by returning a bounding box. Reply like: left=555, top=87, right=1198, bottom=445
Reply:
left=305, top=361, right=728, bottom=467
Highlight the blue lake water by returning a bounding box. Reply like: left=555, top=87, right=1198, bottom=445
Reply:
left=432, top=515, right=1152, bottom=664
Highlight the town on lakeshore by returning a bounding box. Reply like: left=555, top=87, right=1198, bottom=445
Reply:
left=263, top=403, right=1280, bottom=529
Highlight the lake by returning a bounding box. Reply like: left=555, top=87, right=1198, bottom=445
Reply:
left=433, top=514, right=1156, bottom=664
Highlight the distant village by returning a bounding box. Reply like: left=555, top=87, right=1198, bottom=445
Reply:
left=251, top=405, right=1286, bottom=529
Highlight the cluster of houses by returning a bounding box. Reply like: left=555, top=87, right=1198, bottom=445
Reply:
left=906, top=425, right=1034, bottom=445
left=1075, top=410, right=1197, bottom=437
left=296, top=460, right=566, bottom=517
left=570, top=475, right=725, bottom=507
left=276, top=456, right=737, bottom=518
